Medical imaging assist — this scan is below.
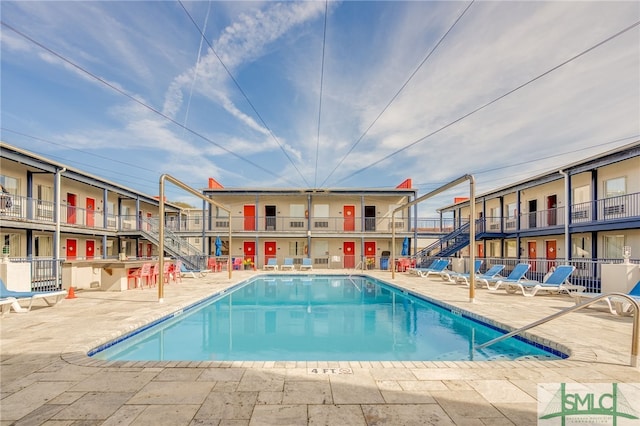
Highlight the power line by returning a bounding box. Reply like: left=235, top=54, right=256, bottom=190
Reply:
left=332, top=19, right=640, bottom=186
left=314, top=0, right=329, bottom=188
left=320, top=0, right=476, bottom=187
left=0, top=20, right=302, bottom=187
left=177, top=1, right=311, bottom=187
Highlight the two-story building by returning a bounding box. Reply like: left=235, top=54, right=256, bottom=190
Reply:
left=427, top=141, right=640, bottom=290
left=195, top=180, right=417, bottom=270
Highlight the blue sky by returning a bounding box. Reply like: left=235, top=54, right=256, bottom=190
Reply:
left=1, top=1, right=639, bottom=215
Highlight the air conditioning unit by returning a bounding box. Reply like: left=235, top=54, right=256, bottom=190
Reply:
left=215, top=221, right=229, bottom=227
left=604, top=205, right=624, bottom=215
left=314, top=221, right=329, bottom=228
left=289, top=221, right=305, bottom=228
left=489, top=223, right=500, bottom=230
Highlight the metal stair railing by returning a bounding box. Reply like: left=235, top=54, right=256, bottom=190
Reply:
left=476, top=293, right=639, bottom=368
left=139, top=217, right=205, bottom=267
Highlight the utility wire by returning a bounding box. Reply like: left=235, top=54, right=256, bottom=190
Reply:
left=314, top=0, right=329, bottom=188
left=181, top=0, right=212, bottom=138
left=332, top=19, right=640, bottom=186
left=177, top=1, right=311, bottom=187
left=1, top=20, right=301, bottom=187
left=320, top=0, right=476, bottom=187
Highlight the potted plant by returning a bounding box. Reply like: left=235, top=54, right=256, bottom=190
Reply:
left=243, top=258, right=254, bottom=270
left=366, top=257, right=375, bottom=270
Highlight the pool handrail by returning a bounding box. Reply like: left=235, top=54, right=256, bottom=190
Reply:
left=475, top=292, right=639, bottom=369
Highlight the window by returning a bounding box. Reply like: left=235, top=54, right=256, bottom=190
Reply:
left=0, top=175, right=18, bottom=195
left=573, top=185, right=590, bottom=203
left=290, top=204, right=305, bottom=218
left=313, top=204, right=329, bottom=217
left=572, top=236, right=591, bottom=258
left=312, top=240, right=329, bottom=257
left=2, top=233, right=20, bottom=257
left=505, top=240, right=517, bottom=257
left=288, top=240, right=306, bottom=256
left=34, top=235, right=53, bottom=257
left=488, top=241, right=501, bottom=257
left=602, top=235, right=624, bottom=259
left=506, top=202, right=517, bottom=218
left=604, top=177, right=626, bottom=198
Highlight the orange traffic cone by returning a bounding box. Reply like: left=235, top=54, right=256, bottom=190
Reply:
left=66, top=287, right=77, bottom=299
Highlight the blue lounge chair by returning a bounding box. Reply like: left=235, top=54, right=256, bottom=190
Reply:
left=300, top=258, right=313, bottom=271
left=485, top=263, right=531, bottom=291
left=507, top=265, right=581, bottom=296
left=0, top=278, right=67, bottom=312
left=570, top=280, right=640, bottom=315
left=180, top=261, right=208, bottom=278
left=263, top=258, right=278, bottom=271
left=417, top=259, right=451, bottom=278
left=454, top=264, right=505, bottom=287
left=441, top=259, right=483, bottom=282
left=407, top=259, right=441, bottom=276
left=281, top=258, right=295, bottom=271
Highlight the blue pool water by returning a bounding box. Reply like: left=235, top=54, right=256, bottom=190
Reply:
left=90, top=275, right=565, bottom=362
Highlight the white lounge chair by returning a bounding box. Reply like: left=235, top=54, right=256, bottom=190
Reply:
left=179, top=261, right=209, bottom=278
left=280, top=258, right=295, bottom=271
left=485, top=263, right=531, bottom=291
left=263, top=258, right=278, bottom=271
left=0, top=278, right=67, bottom=311
left=505, top=265, right=582, bottom=297
left=300, top=258, right=313, bottom=271
left=441, top=259, right=483, bottom=282
left=570, top=280, right=640, bottom=315
left=1, top=297, right=27, bottom=314
left=454, top=264, right=505, bottom=287
left=407, top=259, right=442, bottom=276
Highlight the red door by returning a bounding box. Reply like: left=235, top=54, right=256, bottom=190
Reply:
left=343, top=241, right=355, bottom=268
left=66, top=239, right=77, bottom=260
left=478, top=244, right=484, bottom=258
left=264, top=241, right=276, bottom=264
left=86, top=197, right=95, bottom=227
left=244, top=205, right=256, bottom=231
left=67, top=193, right=77, bottom=224
left=86, top=240, right=95, bottom=259
left=546, top=240, right=557, bottom=269
left=146, top=243, right=153, bottom=258
left=244, top=241, right=256, bottom=264
left=344, top=205, right=355, bottom=231
left=547, top=195, right=557, bottom=226
left=528, top=241, right=537, bottom=272
left=147, top=212, right=152, bottom=231
left=364, top=241, right=376, bottom=266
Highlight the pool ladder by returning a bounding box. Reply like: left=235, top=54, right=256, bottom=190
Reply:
left=476, top=293, right=640, bottom=369
left=347, top=261, right=363, bottom=291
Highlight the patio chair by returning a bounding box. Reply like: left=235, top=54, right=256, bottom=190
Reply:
left=453, top=264, right=505, bottom=287
left=570, top=280, right=640, bottom=315
left=128, top=263, right=153, bottom=289
left=407, top=259, right=441, bottom=276
left=263, top=258, right=278, bottom=271
left=440, top=259, right=483, bottom=282
left=484, top=263, right=531, bottom=290
left=1, top=297, right=27, bottom=314
left=300, top=258, right=313, bottom=271
left=180, top=262, right=208, bottom=278
left=505, top=265, right=582, bottom=297
left=280, top=258, right=295, bottom=271
left=0, top=278, right=67, bottom=312
left=232, top=258, right=243, bottom=270
left=417, top=259, right=451, bottom=278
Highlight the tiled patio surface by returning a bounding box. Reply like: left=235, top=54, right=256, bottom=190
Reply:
left=1, top=269, right=638, bottom=425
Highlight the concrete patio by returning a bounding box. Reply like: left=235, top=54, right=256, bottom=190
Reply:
left=1, top=269, right=638, bottom=425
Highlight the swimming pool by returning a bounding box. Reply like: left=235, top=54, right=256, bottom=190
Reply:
left=90, top=275, right=566, bottom=362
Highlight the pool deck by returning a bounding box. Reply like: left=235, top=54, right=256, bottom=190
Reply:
left=1, top=269, right=638, bottom=425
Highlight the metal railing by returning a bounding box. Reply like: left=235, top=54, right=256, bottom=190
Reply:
left=476, top=293, right=640, bottom=368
